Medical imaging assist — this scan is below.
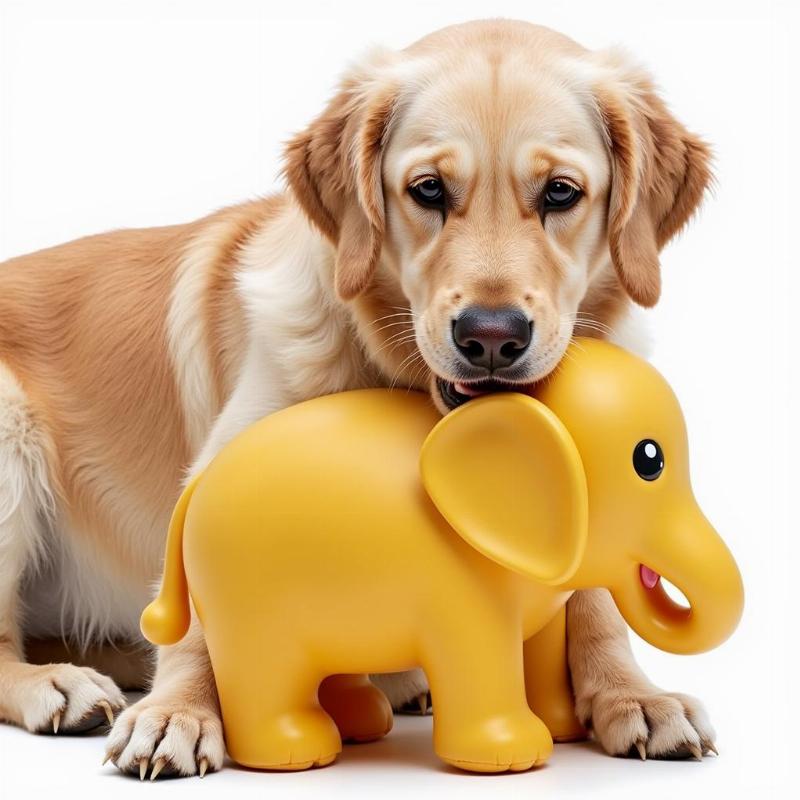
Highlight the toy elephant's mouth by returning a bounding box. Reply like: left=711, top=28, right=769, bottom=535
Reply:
left=436, top=377, right=536, bottom=411
left=640, top=565, right=694, bottom=613
left=636, top=563, right=693, bottom=625
left=639, top=564, right=661, bottom=590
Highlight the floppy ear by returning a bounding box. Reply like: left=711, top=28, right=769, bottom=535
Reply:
left=591, top=50, right=713, bottom=307
left=283, top=52, right=399, bottom=300
left=420, top=394, right=588, bottom=585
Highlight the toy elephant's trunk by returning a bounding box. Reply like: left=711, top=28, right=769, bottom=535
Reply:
left=609, top=498, right=744, bottom=655
left=139, top=474, right=199, bottom=646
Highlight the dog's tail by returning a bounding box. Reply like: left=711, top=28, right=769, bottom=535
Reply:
left=139, top=473, right=201, bottom=646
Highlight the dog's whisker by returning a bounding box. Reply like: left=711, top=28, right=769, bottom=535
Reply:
left=574, top=323, right=614, bottom=334
left=566, top=337, right=587, bottom=355
left=368, top=320, right=416, bottom=336
left=394, top=350, right=425, bottom=378
left=365, top=313, right=415, bottom=329
left=369, top=314, right=414, bottom=323
left=561, top=311, right=616, bottom=337
left=565, top=320, right=615, bottom=336
left=562, top=311, right=608, bottom=320
left=406, top=358, right=431, bottom=392
left=381, top=339, right=419, bottom=357
left=380, top=332, right=417, bottom=348
left=374, top=343, right=418, bottom=362
left=370, top=310, right=414, bottom=319
left=565, top=313, right=613, bottom=327
left=372, top=334, right=418, bottom=358
left=562, top=318, right=613, bottom=331
left=368, top=325, right=416, bottom=345
left=389, top=350, right=422, bottom=378
left=367, top=326, right=416, bottom=343
left=389, top=352, right=425, bottom=390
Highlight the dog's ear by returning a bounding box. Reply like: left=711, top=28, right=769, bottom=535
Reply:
left=284, top=53, right=399, bottom=301
left=591, top=51, right=713, bottom=307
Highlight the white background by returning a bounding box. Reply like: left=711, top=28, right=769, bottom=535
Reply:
left=0, top=0, right=797, bottom=797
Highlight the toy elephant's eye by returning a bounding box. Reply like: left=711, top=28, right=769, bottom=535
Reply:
left=633, top=439, right=664, bottom=481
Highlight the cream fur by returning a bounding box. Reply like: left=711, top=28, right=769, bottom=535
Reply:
left=0, top=363, right=53, bottom=649
left=167, top=232, right=220, bottom=457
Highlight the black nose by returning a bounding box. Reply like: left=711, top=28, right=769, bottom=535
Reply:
left=452, top=306, right=532, bottom=371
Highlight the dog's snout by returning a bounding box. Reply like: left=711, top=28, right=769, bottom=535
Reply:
left=452, top=306, right=532, bottom=371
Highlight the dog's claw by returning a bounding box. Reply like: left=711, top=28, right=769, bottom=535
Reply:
left=150, top=758, right=166, bottom=781
left=198, top=757, right=208, bottom=778
left=416, top=692, right=428, bottom=715
left=705, top=741, right=718, bottom=756
left=635, top=740, right=646, bottom=761
left=688, top=743, right=703, bottom=761
left=98, top=700, right=115, bottom=726
left=102, top=751, right=113, bottom=766
left=138, top=758, right=148, bottom=781
left=52, top=711, right=61, bottom=734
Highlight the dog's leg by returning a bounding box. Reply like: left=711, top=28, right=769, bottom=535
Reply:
left=567, top=588, right=717, bottom=759
left=103, top=386, right=272, bottom=779
left=25, top=637, right=150, bottom=692
left=105, top=615, right=225, bottom=779
left=0, top=364, right=126, bottom=733
left=370, top=669, right=431, bottom=714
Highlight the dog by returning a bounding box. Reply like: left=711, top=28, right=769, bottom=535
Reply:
left=0, top=20, right=714, bottom=777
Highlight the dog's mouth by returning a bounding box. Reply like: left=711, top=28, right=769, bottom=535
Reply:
left=435, top=377, right=537, bottom=410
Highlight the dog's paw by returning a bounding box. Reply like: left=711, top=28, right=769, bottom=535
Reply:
left=397, top=690, right=432, bottom=716
left=104, top=697, right=225, bottom=779
left=586, top=690, right=716, bottom=760
left=11, top=662, right=126, bottom=734
left=370, top=668, right=430, bottom=712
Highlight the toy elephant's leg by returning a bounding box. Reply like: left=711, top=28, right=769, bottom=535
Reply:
left=318, top=674, right=393, bottom=743
left=422, top=623, right=553, bottom=773
left=212, top=645, right=341, bottom=771
left=523, top=606, right=588, bottom=742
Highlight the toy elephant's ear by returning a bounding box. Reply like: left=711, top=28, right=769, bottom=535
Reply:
left=420, top=394, right=588, bottom=585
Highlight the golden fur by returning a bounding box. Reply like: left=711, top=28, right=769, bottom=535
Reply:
left=0, top=20, right=713, bottom=775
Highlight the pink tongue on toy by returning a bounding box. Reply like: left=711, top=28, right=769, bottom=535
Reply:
left=640, top=565, right=661, bottom=590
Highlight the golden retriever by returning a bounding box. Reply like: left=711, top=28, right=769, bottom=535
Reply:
left=0, top=20, right=713, bottom=777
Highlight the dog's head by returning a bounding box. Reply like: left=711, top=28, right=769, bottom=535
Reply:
left=284, top=20, right=711, bottom=412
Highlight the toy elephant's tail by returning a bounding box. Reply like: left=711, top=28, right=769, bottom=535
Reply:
left=139, top=473, right=200, bottom=646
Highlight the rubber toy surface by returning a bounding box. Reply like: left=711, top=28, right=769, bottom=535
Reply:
left=141, top=338, right=743, bottom=773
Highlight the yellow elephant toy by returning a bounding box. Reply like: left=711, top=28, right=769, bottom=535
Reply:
left=141, top=338, right=743, bottom=773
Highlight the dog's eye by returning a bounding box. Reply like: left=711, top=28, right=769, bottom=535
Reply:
left=543, top=179, right=582, bottom=211
left=633, top=439, right=664, bottom=481
left=409, top=178, right=445, bottom=209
